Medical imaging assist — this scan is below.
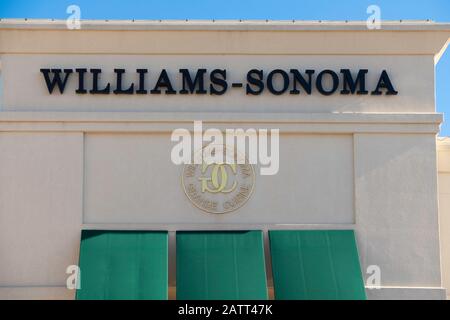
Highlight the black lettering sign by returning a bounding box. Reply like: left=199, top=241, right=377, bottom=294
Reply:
left=39, top=67, right=399, bottom=96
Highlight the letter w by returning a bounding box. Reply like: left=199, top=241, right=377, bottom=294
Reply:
left=40, top=69, right=73, bottom=94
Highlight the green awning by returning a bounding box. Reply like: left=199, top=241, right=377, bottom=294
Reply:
left=269, top=230, right=366, bottom=300
left=76, top=230, right=168, bottom=300
left=176, top=231, right=268, bottom=300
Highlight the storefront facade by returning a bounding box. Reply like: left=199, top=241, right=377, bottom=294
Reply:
left=0, top=20, right=449, bottom=299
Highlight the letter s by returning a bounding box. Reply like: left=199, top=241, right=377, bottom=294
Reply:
left=210, top=69, right=228, bottom=95
left=246, top=69, right=264, bottom=95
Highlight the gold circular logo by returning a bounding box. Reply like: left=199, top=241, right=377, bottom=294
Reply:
left=182, top=146, right=255, bottom=214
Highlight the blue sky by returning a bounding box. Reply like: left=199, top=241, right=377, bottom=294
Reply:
left=1, top=0, right=450, bottom=135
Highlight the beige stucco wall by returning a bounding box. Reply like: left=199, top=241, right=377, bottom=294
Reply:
left=438, top=137, right=450, bottom=299
left=0, top=20, right=449, bottom=299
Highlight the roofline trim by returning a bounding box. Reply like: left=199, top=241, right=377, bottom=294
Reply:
left=1, top=19, right=450, bottom=31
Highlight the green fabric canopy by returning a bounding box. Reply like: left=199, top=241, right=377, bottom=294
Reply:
left=76, top=230, right=168, bottom=300
left=269, top=230, right=366, bottom=300
left=176, top=231, right=268, bottom=300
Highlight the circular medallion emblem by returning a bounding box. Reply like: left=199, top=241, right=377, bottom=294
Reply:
left=182, top=145, right=255, bottom=214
